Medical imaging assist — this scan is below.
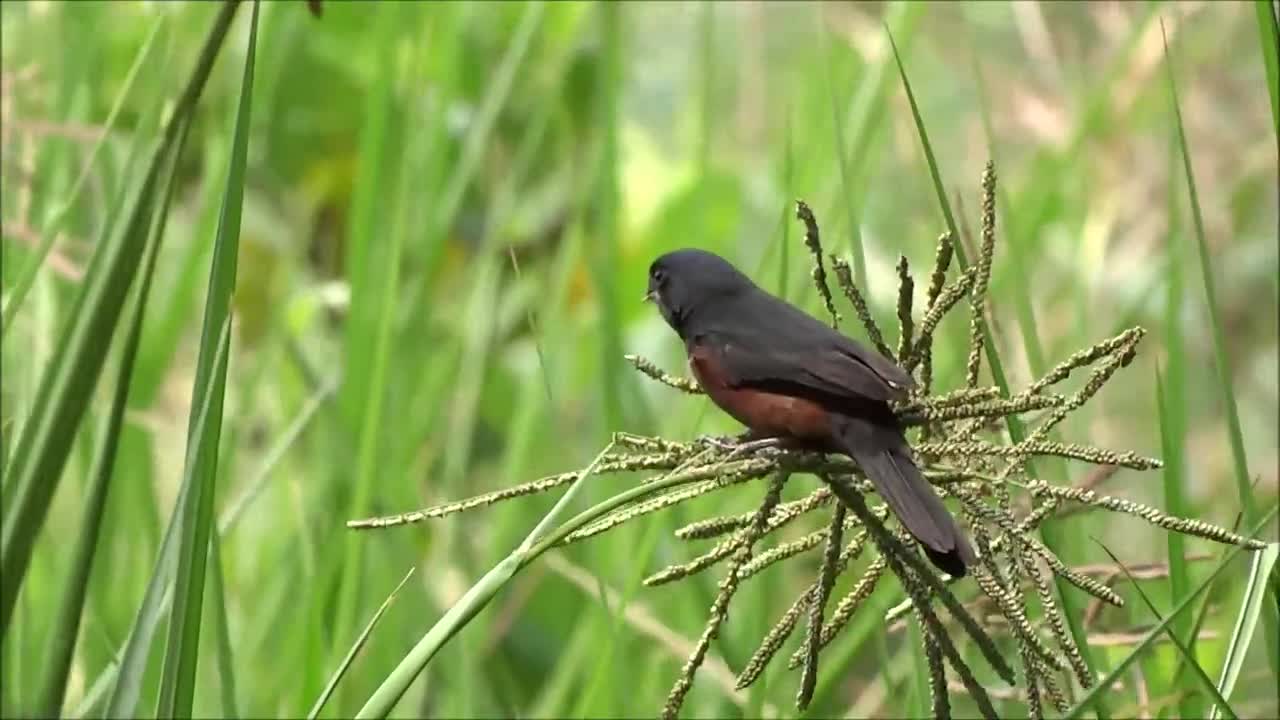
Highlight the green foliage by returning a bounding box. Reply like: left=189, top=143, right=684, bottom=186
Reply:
left=2, top=1, right=1275, bottom=717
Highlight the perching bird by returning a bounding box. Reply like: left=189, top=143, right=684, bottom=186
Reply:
left=645, top=248, right=975, bottom=576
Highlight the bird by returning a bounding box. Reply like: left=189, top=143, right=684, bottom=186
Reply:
left=645, top=248, right=976, bottom=577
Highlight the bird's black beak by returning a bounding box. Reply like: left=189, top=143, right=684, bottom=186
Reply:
left=643, top=289, right=657, bottom=304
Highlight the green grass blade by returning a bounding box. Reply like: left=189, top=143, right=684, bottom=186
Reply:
left=413, top=1, right=546, bottom=286
left=217, top=374, right=337, bottom=535
left=1095, top=541, right=1238, bottom=720
left=1, top=144, right=166, bottom=636
left=355, top=444, right=615, bottom=718
left=1157, top=362, right=1198, bottom=714
left=821, top=24, right=865, bottom=291
left=1160, top=113, right=1198, bottom=710
left=589, top=1, right=625, bottom=429
left=1163, top=17, right=1277, bottom=681
left=1064, top=506, right=1278, bottom=720
left=777, top=109, right=793, bottom=300
left=72, top=653, right=120, bottom=719
left=33, top=108, right=190, bottom=719
left=207, top=531, right=239, bottom=718
left=153, top=314, right=231, bottom=716
left=1169, top=512, right=1244, bottom=694
left=0, top=14, right=165, bottom=335
left=1256, top=0, right=1280, bottom=139
left=886, top=23, right=1105, bottom=714
left=308, top=567, right=415, bottom=720
left=1161, top=19, right=1257, bottom=525
left=883, top=25, right=1019, bottom=414
left=327, top=4, right=408, bottom=706
left=1211, top=542, right=1280, bottom=719
left=0, top=0, right=241, bottom=637
left=106, top=490, right=184, bottom=715
left=155, top=2, right=259, bottom=715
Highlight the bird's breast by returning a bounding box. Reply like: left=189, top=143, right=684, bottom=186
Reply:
left=687, top=344, right=832, bottom=441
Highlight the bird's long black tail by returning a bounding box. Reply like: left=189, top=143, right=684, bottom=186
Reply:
left=832, top=415, right=976, bottom=576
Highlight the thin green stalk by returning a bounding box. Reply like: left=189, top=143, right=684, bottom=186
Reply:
left=355, top=443, right=618, bottom=718
left=33, top=107, right=189, bottom=720
left=820, top=22, right=865, bottom=291
left=208, top=532, right=239, bottom=718
left=1211, top=543, right=1280, bottom=720
left=309, top=567, right=416, bottom=719
left=1160, top=122, right=1195, bottom=710
left=1256, top=0, right=1280, bottom=140
left=1064, top=506, right=1278, bottom=720
left=0, top=0, right=243, bottom=637
left=156, top=3, right=258, bottom=715
left=328, top=5, right=409, bottom=706
left=1161, top=20, right=1257, bottom=525
left=1096, top=542, right=1238, bottom=720
left=1, top=15, right=166, bottom=334
left=886, top=23, right=1104, bottom=714
left=1163, top=18, right=1276, bottom=680
left=153, top=316, right=232, bottom=716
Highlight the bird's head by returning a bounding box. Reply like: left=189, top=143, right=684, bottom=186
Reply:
left=645, top=249, right=755, bottom=335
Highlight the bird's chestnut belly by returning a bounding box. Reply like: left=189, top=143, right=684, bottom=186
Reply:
left=688, top=350, right=832, bottom=441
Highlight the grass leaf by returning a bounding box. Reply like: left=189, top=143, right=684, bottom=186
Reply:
left=1162, top=16, right=1277, bottom=681
left=1094, top=540, right=1239, bottom=720
left=308, top=567, right=415, bottom=720
left=0, top=0, right=242, bottom=637
left=33, top=103, right=191, bottom=719
left=1064, top=506, right=1278, bottom=720
left=1161, top=19, right=1258, bottom=525
left=1256, top=0, right=1280, bottom=140
left=155, top=2, right=259, bottom=714
left=1211, top=542, right=1280, bottom=719
left=0, top=14, right=165, bottom=334
left=354, top=444, right=616, bottom=718
left=886, top=22, right=1105, bottom=715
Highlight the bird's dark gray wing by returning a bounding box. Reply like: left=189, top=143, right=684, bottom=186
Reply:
left=693, top=292, right=914, bottom=404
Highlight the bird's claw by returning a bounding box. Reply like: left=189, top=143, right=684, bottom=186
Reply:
left=695, top=434, right=740, bottom=450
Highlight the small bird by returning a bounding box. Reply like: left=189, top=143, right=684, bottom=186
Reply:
left=645, top=248, right=976, bottom=576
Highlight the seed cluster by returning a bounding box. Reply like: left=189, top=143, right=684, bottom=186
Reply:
left=347, top=162, right=1266, bottom=719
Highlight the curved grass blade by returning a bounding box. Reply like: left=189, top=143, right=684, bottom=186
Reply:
left=207, top=531, right=238, bottom=718
left=1256, top=0, right=1280, bottom=139
left=1094, top=541, right=1238, bottom=720
left=1211, top=542, right=1280, bottom=719
left=308, top=567, right=415, bottom=720
left=326, top=4, right=410, bottom=708
left=1157, top=360, right=1199, bottom=716
left=153, top=315, right=232, bottom=716
left=1162, top=16, right=1276, bottom=679
left=217, top=374, right=338, bottom=535
left=354, top=444, right=615, bottom=719
left=106, top=488, right=185, bottom=715
left=885, top=22, right=1106, bottom=713
left=0, top=0, right=242, bottom=637
left=0, top=14, right=166, bottom=335
left=72, top=651, right=121, bottom=719
left=155, top=2, right=259, bottom=715
left=1161, top=19, right=1258, bottom=526
left=33, top=109, right=191, bottom=719
left=1064, top=506, right=1278, bottom=720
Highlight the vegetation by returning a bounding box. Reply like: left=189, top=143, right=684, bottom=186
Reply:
left=2, top=1, right=1276, bottom=718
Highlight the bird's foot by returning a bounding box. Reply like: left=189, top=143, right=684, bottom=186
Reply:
left=696, top=433, right=784, bottom=456
left=695, top=434, right=741, bottom=451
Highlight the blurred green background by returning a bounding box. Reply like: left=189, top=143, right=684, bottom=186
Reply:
left=2, top=1, right=1276, bottom=717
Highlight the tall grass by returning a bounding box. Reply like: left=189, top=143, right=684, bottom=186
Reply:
left=1, top=2, right=1275, bottom=717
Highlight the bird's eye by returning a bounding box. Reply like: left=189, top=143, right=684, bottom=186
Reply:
left=652, top=269, right=665, bottom=283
